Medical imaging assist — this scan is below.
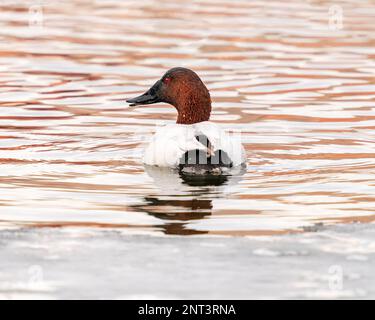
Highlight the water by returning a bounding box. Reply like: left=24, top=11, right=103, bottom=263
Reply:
left=0, top=0, right=375, bottom=299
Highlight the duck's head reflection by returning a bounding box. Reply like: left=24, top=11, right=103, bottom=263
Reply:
left=130, top=165, right=245, bottom=235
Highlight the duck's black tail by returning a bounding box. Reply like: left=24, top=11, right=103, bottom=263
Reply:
left=178, top=135, right=233, bottom=175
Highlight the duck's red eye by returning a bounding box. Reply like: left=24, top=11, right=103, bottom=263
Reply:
left=163, top=77, right=171, bottom=84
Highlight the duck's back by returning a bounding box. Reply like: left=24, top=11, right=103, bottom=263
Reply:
left=143, top=121, right=246, bottom=169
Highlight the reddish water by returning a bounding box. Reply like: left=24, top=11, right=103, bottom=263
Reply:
left=0, top=0, right=374, bottom=236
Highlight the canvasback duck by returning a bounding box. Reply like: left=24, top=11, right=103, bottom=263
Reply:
left=127, top=67, right=246, bottom=174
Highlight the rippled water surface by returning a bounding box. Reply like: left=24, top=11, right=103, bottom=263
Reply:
left=1, top=0, right=375, bottom=236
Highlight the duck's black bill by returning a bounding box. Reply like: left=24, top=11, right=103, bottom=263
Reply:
left=126, top=80, right=162, bottom=107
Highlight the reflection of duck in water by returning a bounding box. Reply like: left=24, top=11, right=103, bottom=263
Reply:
left=129, top=165, right=245, bottom=235
left=127, top=67, right=246, bottom=175
left=131, top=196, right=212, bottom=235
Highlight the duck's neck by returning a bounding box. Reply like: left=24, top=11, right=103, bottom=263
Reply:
left=175, top=97, right=211, bottom=125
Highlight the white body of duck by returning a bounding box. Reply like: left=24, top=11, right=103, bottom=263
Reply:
left=143, top=121, right=246, bottom=167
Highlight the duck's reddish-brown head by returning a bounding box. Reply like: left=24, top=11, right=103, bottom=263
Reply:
left=127, top=67, right=211, bottom=124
